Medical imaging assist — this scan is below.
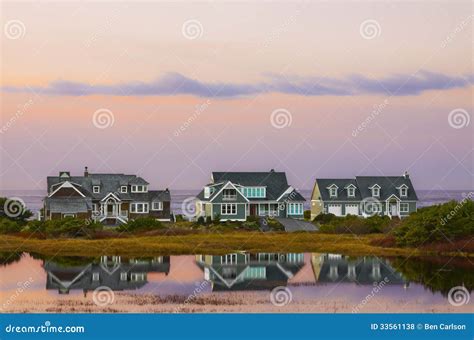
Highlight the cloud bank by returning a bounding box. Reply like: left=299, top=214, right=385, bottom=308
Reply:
left=2, top=70, right=472, bottom=98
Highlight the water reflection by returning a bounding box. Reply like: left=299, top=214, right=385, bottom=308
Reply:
left=44, top=255, right=170, bottom=294
left=195, top=253, right=306, bottom=291
left=312, top=254, right=407, bottom=286
left=1, top=252, right=470, bottom=297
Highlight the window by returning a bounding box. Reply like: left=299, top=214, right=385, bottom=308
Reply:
left=222, top=189, right=237, bottom=200
left=152, top=201, right=163, bottom=211
left=288, top=203, right=303, bottom=215
left=63, top=213, right=75, bottom=218
left=400, top=187, right=408, bottom=197
left=241, top=187, right=266, bottom=198
left=131, top=202, right=149, bottom=213
left=222, top=254, right=237, bottom=264
left=400, top=203, right=409, bottom=213
left=371, top=187, right=380, bottom=197
left=93, top=186, right=100, bottom=193
left=221, top=203, right=237, bottom=215
left=329, top=187, right=337, bottom=198
left=204, top=186, right=211, bottom=198
left=120, top=272, right=127, bottom=281
left=259, top=204, right=268, bottom=216
left=131, top=185, right=147, bottom=193
left=244, top=267, right=266, bottom=279
left=120, top=186, right=128, bottom=193
left=347, top=187, right=355, bottom=197
left=92, top=273, right=100, bottom=281
left=130, top=273, right=146, bottom=281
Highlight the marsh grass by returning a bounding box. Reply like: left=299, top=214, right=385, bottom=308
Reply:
left=0, top=233, right=451, bottom=257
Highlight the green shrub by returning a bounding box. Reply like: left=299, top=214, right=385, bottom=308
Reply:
left=43, top=218, right=103, bottom=238
left=119, top=217, right=164, bottom=232
left=313, top=213, right=336, bottom=224
left=174, top=214, right=185, bottom=222
left=196, top=216, right=205, bottom=225
left=304, top=210, right=311, bottom=220
left=394, top=200, right=474, bottom=246
left=213, top=213, right=221, bottom=223
left=0, top=218, right=22, bottom=234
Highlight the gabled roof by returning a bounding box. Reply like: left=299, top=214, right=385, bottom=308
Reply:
left=196, top=170, right=305, bottom=202
left=355, top=176, right=418, bottom=201
left=316, top=178, right=362, bottom=201
left=315, top=176, right=418, bottom=201
left=46, top=172, right=158, bottom=201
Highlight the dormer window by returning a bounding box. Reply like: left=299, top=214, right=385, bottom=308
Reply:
left=371, top=187, right=380, bottom=197
left=369, top=184, right=381, bottom=197
left=328, top=185, right=338, bottom=198
left=93, top=186, right=100, bottom=194
left=120, top=186, right=128, bottom=193
left=131, top=185, right=147, bottom=193
left=346, top=185, right=356, bottom=197
left=399, top=185, right=408, bottom=197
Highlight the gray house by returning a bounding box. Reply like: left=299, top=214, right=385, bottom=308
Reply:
left=196, top=252, right=305, bottom=291
left=195, top=170, right=305, bottom=221
left=310, top=172, right=418, bottom=220
left=44, top=167, right=171, bottom=224
left=44, top=255, right=170, bottom=294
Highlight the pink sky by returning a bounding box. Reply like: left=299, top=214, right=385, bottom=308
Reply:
left=0, top=1, right=472, bottom=190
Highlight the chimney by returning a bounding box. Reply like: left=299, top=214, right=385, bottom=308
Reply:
left=270, top=169, right=275, bottom=173
left=84, top=166, right=89, bottom=177
left=403, top=171, right=409, bottom=179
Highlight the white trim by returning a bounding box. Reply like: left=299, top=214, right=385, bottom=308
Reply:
left=276, top=186, right=294, bottom=201
left=385, top=194, right=401, bottom=201
left=120, top=186, right=128, bottom=193
left=221, top=203, right=237, bottom=215
left=131, top=185, right=148, bottom=193
left=130, top=202, right=149, bottom=213
left=101, top=192, right=121, bottom=202
left=48, top=181, right=86, bottom=198
left=151, top=201, right=163, bottom=211
left=210, top=181, right=249, bottom=202
left=400, top=202, right=409, bottom=213
left=93, top=186, right=100, bottom=194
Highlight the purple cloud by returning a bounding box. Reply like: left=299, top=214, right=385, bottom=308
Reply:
left=2, top=71, right=472, bottom=98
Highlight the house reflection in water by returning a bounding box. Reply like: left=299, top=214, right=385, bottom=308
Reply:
left=44, top=255, right=170, bottom=294
left=311, top=253, right=407, bottom=286
left=195, top=253, right=305, bottom=291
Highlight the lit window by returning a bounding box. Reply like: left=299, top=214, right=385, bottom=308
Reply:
left=288, top=203, right=303, bottom=215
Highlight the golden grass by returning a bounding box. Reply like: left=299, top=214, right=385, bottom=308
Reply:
left=0, top=232, right=456, bottom=257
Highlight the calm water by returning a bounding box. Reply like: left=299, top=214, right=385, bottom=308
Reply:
left=0, top=189, right=470, bottom=216
left=0, top=252, right=472, bottom=312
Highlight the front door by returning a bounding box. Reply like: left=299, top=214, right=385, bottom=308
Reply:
left=249, top=204, right=257, bottom=216
left=390, top=203, right=398, bottom=216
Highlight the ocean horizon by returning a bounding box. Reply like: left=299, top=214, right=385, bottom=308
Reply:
left=1, top=189, right=471, bottom=216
